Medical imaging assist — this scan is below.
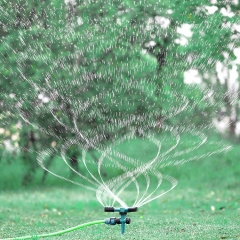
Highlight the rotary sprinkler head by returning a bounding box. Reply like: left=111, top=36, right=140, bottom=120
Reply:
left=104, top=207, right=138, bottom=234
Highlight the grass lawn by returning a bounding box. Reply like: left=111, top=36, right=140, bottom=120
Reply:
left=0, top=182, right=239, bottom=240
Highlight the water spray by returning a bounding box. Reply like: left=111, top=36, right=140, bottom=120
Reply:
left=104, top=206, right=138, bottom=234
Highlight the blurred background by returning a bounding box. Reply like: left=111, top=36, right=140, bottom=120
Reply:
left=0, top=0, right=239, bottom=192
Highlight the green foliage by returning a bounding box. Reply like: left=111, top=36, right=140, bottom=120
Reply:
left=0, top=0, right=239, bottom=185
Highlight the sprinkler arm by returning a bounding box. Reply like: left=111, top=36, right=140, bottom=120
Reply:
left=104, top=207, right=138, bottom=234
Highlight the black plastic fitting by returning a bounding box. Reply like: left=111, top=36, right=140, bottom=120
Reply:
left=104, top=207, right=115, bottom=212
left=107, top=218, right=131, bottom=225
left=128, top=207, right=138, bottom=212
left=126, top=218, right=131, bottom=224
left=116, top=218, right=121, bottom=224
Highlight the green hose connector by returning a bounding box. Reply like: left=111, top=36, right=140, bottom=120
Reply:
left=0, top=220, right=105, bottom=240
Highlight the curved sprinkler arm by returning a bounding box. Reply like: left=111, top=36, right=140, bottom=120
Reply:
left=0, top=220, right=105, bottom=240
left=104, top=207, right=138, bottom=234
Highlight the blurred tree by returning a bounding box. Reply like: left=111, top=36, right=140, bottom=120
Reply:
left=0, top=0, right=239, bottom=184
left=170, top=1, right=239, bottom=131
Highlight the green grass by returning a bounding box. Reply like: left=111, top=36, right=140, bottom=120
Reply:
left=0, top=133, right=239, bottom=239
left=0, top=186, right=239, bottom=239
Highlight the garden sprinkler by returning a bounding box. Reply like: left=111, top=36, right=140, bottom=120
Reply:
left=104, top=207, right=138, bottom=234
left=0, top=207, right=138, bottom=239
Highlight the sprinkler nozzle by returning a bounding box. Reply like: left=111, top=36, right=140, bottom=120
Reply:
left=104, top=207, right=137, bottom=234
left=104, top=207, right=115, bottom=212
